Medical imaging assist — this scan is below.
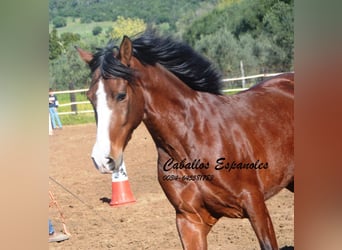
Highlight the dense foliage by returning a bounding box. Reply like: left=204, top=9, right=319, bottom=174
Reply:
left=49, top=0, right=218, bottom=30
left=49, top=0, right=293, bottom=90
left=184, top=0, right=294, bottom=75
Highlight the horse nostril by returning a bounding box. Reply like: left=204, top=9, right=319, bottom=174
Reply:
left=106, top=157, right=114, bottom=164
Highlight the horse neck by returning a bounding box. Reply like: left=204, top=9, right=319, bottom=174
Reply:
left=133, top=58, right=203, bottom=159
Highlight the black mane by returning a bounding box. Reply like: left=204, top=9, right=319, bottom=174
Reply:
left=90, top=31, right=223, bottom=95
left=89, top=42, right=134, bottom=82
left=132, top=31, right=223, bottom=95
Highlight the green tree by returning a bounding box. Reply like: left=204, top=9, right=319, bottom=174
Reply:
left=49, top=28, right=63, bottom=60
left=60, top=32, right=81, bottom=47
left=261, top=1, right=294, bottom=71
left=110, top=16, right=146, bottom=40
left=52, top=16, right=67, bottom=28
left=49, top=45, right=91, bottom=90
left=194, top=29, right=260, bottom=78
left=92, top=26, right=103, bottom=36
left=80, top=16, right=92, bottom=24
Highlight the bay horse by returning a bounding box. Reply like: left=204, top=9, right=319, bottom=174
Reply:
left=77, top=31, right=294, bottom=250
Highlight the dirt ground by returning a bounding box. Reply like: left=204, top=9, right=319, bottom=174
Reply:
left=48, top=123, right=294, bottom=250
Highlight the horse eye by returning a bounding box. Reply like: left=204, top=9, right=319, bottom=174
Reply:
left=116, top=92, right=126, bottom=101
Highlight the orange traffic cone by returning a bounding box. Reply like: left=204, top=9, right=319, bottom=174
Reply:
left=110, top=160, right=136, bottom=206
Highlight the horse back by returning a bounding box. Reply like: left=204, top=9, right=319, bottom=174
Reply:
left=225, top=72, right=294, bottom=197
left=250, top=72, right=294, bottom=97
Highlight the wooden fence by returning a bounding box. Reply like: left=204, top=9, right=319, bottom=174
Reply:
left=55, top=73, right=283, bottom=115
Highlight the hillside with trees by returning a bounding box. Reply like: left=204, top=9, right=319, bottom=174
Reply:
left=49, top=0, right=293, bottom=90
left=49, top=0, right=218, bottom=31
left=184, top=0, right=294, bottom=75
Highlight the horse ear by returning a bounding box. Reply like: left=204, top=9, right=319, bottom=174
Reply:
left=119, top=35, right=133, bottom=65
left=75, top=46, right=93, bottom=64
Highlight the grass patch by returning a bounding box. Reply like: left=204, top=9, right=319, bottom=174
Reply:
left=225, top=91, right=241, bottom=95
left=55, top=91, right=95, bottom=125
left=60, top=113, right=95, bottom=125
left=50, top=18, right=114, bottom=40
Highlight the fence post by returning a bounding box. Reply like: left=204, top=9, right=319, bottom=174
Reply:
left=69, top=82, right=78, bottom=114
left=240, top=60, right=246, bottom=89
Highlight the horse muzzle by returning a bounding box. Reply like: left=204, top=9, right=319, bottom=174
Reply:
left=91, top=153, right=123, bottom=174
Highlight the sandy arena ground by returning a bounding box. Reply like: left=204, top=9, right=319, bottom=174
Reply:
left=48, top=123, right=294, bottom=250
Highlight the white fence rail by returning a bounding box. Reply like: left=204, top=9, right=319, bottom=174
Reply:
left=55, top=72, right=284, bottom=115
left=221, top=72, right=283, bottom=93
left=222, top=73, right=282, bottom=82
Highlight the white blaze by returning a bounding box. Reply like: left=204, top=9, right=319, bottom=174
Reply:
left=91, top=79, right=112, bottom=172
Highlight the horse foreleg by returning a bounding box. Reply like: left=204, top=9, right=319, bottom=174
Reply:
left=175, top=212, right=212, bottom=250
left=242, top=193, right=278, bottom=250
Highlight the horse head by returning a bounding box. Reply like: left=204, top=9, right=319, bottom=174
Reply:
left=76, top=37, right=144, bottom=173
